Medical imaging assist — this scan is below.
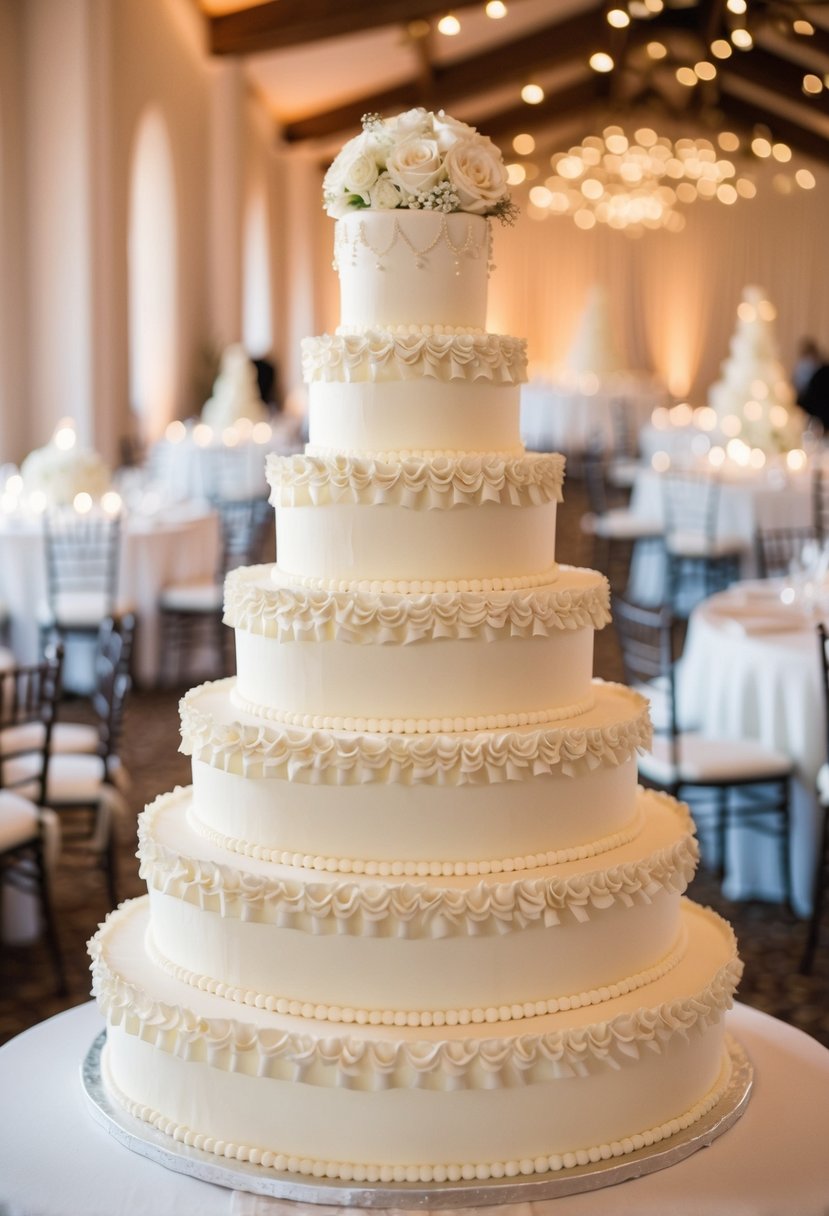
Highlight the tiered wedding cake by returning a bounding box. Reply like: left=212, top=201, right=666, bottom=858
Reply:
left=709, top=285, right=803, bottom=453
left=561, top=285, right=625, bottom=386
left=201, top=343, right=270, bottom=430
left=89, top=110, right=742, bottom=1188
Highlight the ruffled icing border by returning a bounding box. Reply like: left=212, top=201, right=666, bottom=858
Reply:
left=89, top=898, right=741, bottom=1086
left=179, top=679, right=652, bottom=784
left=99, top=1042, right=734, bottom=1183
left=266, top=452, right=564, bottom=509
left=223, top=564, right=611, bottom=645
left=143, top=923, right=689, bottom=1028
left=301, top=330, right=527, bottom=385
left=139, top=787, right=697, bottom=935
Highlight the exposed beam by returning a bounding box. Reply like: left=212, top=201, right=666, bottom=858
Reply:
left=210, top=0, right=526, bottom=55
left=723, top=44, right=829, bottom=117
left=718, top=85, right=829, bottom=164
left=282, top=7, right=605, bottom=141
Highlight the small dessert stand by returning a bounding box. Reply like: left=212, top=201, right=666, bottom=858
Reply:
left=82, top=1031, right=752, bottom=1208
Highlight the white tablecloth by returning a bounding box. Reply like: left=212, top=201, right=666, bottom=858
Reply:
left=1, top=1002, right=827, bottom=1215
left=520, top=378, right=664, bottom=454
left=0, top=506, right=221, bottom=686
left=677, top=582, right=825, bottom=915
left=627, top=465, right=814, bottom=604
left=149, top=423, right=302, bottom=503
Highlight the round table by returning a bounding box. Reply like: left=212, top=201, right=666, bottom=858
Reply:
left=1, top=1001, right=828, bottom=1216
left=519, top=377, right=664, bottom=455
left=677, top=582, right=825, bottom=916
left=0, top=504, right=221, bottom=687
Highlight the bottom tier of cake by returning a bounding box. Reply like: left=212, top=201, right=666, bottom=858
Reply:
left=90, top=898, right=740, bottom=1182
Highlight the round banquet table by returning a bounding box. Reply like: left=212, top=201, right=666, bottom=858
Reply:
left=0, top=504, right=221, bottom=687
left=677, top=581, right=827, bottom=917
left=1, top=1001, right=828, bottom=1216
left=519, top=377, right=664, bottom=454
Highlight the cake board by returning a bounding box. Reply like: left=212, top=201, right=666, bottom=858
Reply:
left=82, top=1030, right=753, bottom=1209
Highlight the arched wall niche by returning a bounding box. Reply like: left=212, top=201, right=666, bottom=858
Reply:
left=127, top=103, right=178, bottom=444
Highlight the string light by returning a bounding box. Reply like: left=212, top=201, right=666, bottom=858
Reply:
left=803, top=74, right=824, bottom=95
left=437, top=14, right=461, bottom=35
left=726, top=0, right=747, bottom=12
left=521, top=83, right=545, bottom=103
left=607, top=8, right=630, bottom=28
left=485, top=1, right=507, bottom=17
left=646, top=41, right=667, bottom=59
left=589, top=52, right=614, bottom=73
left=793, top=19, right=814, bottom=35
left=731, top=28, right=753, bottom=49
left=512, top=133, right=535, bottom=155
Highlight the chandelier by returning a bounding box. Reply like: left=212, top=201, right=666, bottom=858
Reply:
left=514, top=124, right=815, bottom=234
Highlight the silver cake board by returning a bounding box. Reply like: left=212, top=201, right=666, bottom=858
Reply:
left=82, top=1031, right=752, bottom=1209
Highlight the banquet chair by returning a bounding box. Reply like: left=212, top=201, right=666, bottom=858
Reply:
left=613, top=596, right=794, bottom=903
left=580, top=444, right=663, bottom=591
left=0, top=645, right=65, bottom=992
left=661, top=470, right=744, bottom=616
left=801, top=623, right=829, bottom=973
left=607, top=397, right=641, bottom=492
left=755, top=524, right=819, bottom=580
left=158, top=493, right=272, bottom=684
left=37, top=508, right=126, bottom=656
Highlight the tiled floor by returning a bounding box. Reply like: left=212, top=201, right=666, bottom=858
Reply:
left=1, top=474, right=827, bottom=1048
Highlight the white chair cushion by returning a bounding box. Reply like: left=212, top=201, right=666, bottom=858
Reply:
left=36, top=593, right=134, bottom=627
left=0, top=789, right=39, bottom=850
left=666, top=530, right=745, bottom=559
left=160, top=581, right=223, bottom=613
left=0, top=645, right=15, bottom=671
left=638, top=732, right=793, bottom=785
left=817, top=762, right=829, bottom=806
left=51, top=721, right=99, bottom=754
left=44, top=753, right=108, bottom=803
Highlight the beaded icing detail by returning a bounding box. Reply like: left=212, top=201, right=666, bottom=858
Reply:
left=271, top=566, right=562, bottom=596
left=178, top=679, right=652, bottom=784
left=334, top=213, right=491, bottom=275
left=266, top=452, right=564, bottom=509
left=301, top=330, right=527, bottom=385
left=224, top=564, right=610, bottom=644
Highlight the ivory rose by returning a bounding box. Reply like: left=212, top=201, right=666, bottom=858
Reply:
left=369, top=173, right=403, bottom=210
left=341, top=150, right=379, bottom=203
left=386, top=136, right=445, bottom=197
left=432, top=110, right=478, bottom=152
left=444, top=137, right=509, bottom=214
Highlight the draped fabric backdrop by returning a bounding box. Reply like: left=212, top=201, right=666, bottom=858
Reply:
left=484, top=157, right=829, bottom=405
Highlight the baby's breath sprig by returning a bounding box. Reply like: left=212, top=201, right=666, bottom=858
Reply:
left=361, top=112, right=383, bottom=132
left=406, top=181, right=462, bottom=213
left=491, top=196, right=520, bottom=226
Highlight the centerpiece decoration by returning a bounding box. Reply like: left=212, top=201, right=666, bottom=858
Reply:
left=20, top=419, right=111, bottom=507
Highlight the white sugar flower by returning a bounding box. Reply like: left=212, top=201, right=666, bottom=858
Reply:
left=444, top=136, right=508, bottom=214
left=369, top=173, right=403, bottom=210
left=433, top=110, right=479, bottom=152
left=386, top=136, right=445, bottom=196
left=394, top=108, right=434, bottom=139
left=342, top=150, right=380, bottom=203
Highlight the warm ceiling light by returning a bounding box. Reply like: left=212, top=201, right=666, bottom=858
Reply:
left=644, top=0, right=664, bottom=11
left=717, top=183, right=738, bottom=204
left=607, top=8, right=630, bottom=28
left=589, top=51, right=615, bottom=73
left=731, top=28, right=753, bottom=49
left=646, top=41, right=667, bottom=59
left=793, top=19, right=814, bottom=35
left=512, top=132, right=535, bottom=155
left=485, top=1, right=508, bottom=16
left=528, top=185, right=552, bottom=207
left=751, top=136, right=771, bottom=157
left=772, top=142, right=791, bottom=162
left=736, top=177, right=757, bottom=198
left=796, top=168, right=816, bottom=189
left=695, top=61, right=717, bottom=80
left=710, top=39, right=732, bottom=58
left=628, top=2, right=650, bottom=18
left=437, top=14, right=461, bottom=35
left=727, top=0, right=747, bottom=12
left=676, top=66, right=698, bottom=86
left=635, top=126, right=657, bottom=146
left=803, top=74, right=824, bottom=95
left=506, top=163, right=526, bottom=185
left=521, top=82, right=545, bottom=103
left=718, top=131, right=740, bottom=151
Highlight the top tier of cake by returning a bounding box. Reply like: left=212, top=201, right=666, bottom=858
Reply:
left=335, top=211, right=491, bottom=331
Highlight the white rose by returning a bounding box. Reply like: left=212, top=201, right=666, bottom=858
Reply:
left=323, top=133, right=364, bottom=195
left=369, top=173, right=403, bottom=210
left=433, top=110, right=479, bottom=152
left=394, top=108, right=433, bottom=139
left=386, top=136, right=445, bottom=197
left=342, top=151, right=379, bottom=203
left=444, top=136, right=508, bottom=214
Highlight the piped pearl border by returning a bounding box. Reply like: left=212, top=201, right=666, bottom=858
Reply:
left=143, top=922, right=689, bottom=1028
left=227, top=683, right=597, bottom=736
left=272, top=565, right=562, bottom=595
left=99, top=1040, right=734, bottom=1182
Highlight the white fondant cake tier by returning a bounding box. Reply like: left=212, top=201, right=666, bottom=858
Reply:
left=138, top=784, right=697, bottom=1016
left=335, top=212, right=491, bottom=330
left=267, top=452, right=563, bottom=584
left=307, top=381, right=523, bottom=456
left=92, top=896, right=738, bottom=1179
left=226, top=565, right=608, bottom=723
left=179, top=678, right=649, bottom=863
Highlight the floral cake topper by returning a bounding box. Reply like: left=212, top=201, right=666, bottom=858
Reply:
left=323, top=108, right=517, bottom=223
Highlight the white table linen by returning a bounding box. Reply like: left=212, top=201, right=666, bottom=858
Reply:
left=0, top=505, right=221, bottom=686
left=677, top=581, right=825, bottom=915
left=148, top=422, right=302, bottom=503
left=520, top=378, right=664, bottom=454
left=1, top=1002, right=828, bottom=1216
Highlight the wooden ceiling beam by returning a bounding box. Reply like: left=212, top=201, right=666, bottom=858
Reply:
left=723, top=44, right=829, bottom=117
left=211, top=0, right=526, bottom=55
left=282, top=7, right=605, bottom=141
left=718, top=85, right=829, bottom=164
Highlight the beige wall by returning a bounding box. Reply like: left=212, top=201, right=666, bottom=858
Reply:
left=0, top=0, right=27, bottom=462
